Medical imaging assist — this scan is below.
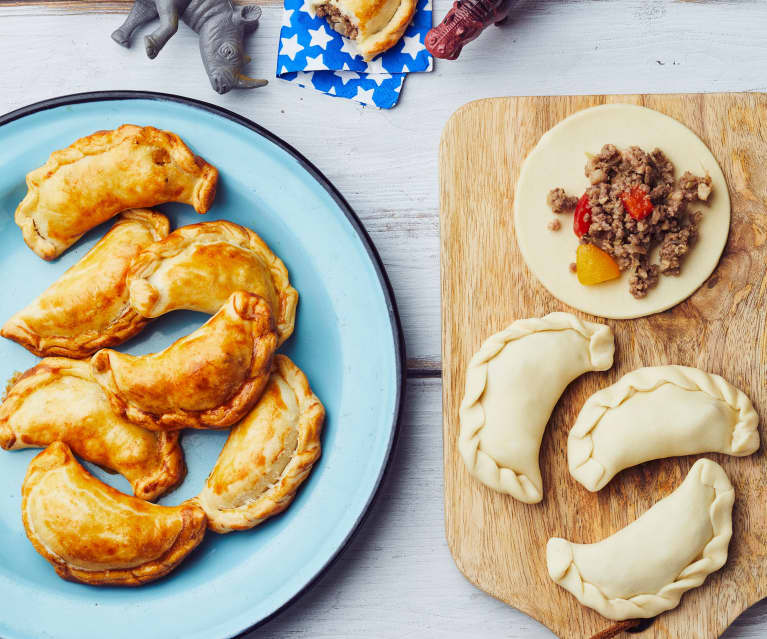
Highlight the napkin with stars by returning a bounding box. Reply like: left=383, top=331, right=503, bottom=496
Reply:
left=277, top=0, right=433, bottom=108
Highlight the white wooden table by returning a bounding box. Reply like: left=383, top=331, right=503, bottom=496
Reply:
left=1, top=1, right=766, bottom=636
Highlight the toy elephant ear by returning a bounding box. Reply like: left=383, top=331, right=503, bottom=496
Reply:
left=235, top=4, right=262, bottom=29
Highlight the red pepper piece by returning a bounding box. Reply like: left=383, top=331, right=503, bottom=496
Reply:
left=573, top=193, right=591, bottom=238
left=620, top=186, right=653, bottom=220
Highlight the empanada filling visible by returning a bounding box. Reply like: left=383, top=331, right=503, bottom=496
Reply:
left=315, top=4, right=358, bottom=38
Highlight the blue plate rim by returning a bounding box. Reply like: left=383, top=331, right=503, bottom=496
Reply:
left=0, top=90, right=407, bottom=638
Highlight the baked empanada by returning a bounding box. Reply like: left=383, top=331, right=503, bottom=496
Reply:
left=127, top=220, right=298, bottom=344
left=22, top=442, right=206, bottom=586
left=91, top=291, right=278, bottom=430
left=569, top=366, right=759, bottom=492
left=16, top=125, right=218, bottom=260
left=309, top=0, right=417, bottom=60
left=459, top=313, right=614, bottom=503
left=195, top=355, right=324, bottom=533
left=0, top=358, right=185, bottom=501
left=547, top=458, right=734, bottom=620
left=2, top=209, right=169, bottom=358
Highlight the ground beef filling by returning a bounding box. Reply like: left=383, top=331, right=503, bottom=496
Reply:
left=315, top=4, right=359, bottom=39
left=548, top=144, right=712, bottom=299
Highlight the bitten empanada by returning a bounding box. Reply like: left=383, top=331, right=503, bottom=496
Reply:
left=2, top=209, right=169, bottom=358
left=459, top=313, right=614, bottom=503
left=0, top=358, right=185, bottom=501
left=22, top=442, right=206, bottom=586
left=15, top=125, right=218, bottom=260
left=195, top=355, right=324, bottom=533
left=127, top=220, right=298, bottom=344
left=91, top=291, right=278, bottom=430
left=309, top=0, right=417, bottom=60
left=547, top=459, right=734, bottom=620
left=569, top=366, right=759, bottom=491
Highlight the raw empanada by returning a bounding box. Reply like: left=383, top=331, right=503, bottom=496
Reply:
left=91, top=291, right=278, bottom=430
left=16, top=125, right=218, bottom=260
left=0, top=358, right=185, bottom=501
left=195, top=355, right=324, bottom=533
left=569, top=366, right=759, bottom=492
left=2, top=209, right=169, bottom=358
left=459, top=312, right=614, bottom=503
left=309, top=0, right=417, bottom=60
left=127, top=220, right=298, bottom=344
left=22, top=442, right=206, bottom=586
left=547, top=458, right=734, bottom=620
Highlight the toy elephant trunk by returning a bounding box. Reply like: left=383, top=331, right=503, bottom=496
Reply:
left=111, top=0, right=267, bottom=94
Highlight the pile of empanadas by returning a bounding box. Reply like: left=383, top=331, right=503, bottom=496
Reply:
left=459, top=312, right=759, bottom=621
left=1, top=125, right=325, bottom=586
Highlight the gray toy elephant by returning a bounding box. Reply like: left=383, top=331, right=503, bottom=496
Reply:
left=112, top=0, right=267, bottom=94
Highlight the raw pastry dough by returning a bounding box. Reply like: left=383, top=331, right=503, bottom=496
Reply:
left=547, top=458, right=734, bottom=620
left=308, top=0, right=417, bottom=60
left=22, top=442, right=206, bottom=586
left=195, top=355, right=324, bottom=533
left=459, top=312, right=614, bottom=503
left=91, top=291, right=278, bottom=430
left=514, top=104, right=731, bottom=319
left=16, top=125, right=218, bottom=260
left=1, top=209, right=169, bottom=358
left=0, top=358, right=185, bottom=501
left=127, top=220, right=298, bottom=344
left=569, top=366, right=759, bottom=492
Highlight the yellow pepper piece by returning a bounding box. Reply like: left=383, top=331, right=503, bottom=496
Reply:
left=576, top=244, right=621, bottom=286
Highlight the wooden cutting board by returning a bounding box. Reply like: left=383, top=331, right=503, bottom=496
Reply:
left=439, top=94, right=767, bottom=639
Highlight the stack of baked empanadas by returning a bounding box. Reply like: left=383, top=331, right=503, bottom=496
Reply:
left=1, top=126, right=325, bottom=587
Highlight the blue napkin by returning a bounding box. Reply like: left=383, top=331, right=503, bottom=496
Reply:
left=277, top=0, right=433, bottom=108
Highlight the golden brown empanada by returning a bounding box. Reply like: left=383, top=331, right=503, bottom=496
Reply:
left=22, top=442, right=206, bottom=586
left=2, top=209, right=169, bottom=358
left=1, top=358, right=185, bottom=501
left=309, top=0, right=417, bottom=60
left=91, top=291, right=278, bottom=430
left=195, top=355, right=324, bottom=533
left=15, top=125, right=218, bottom=260
left=127, top=220, right=298, bottom=344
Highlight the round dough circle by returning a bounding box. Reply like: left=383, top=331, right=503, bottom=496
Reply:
left=513, top=104, right=731, bottom=319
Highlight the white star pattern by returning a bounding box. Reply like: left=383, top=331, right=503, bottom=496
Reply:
left=293, top=71, right=315, bottom=86
left=399, top=34, right=424, bottom=59
left=364, top=56, right=386, bottom=74
left=367, top=73, right=389, bottom=87
left=401, top=62, right=410, bottom=73
left=354, top=87, right=376, bottom=104
left=328, top=85, right=337, bottom=95
left=339, top=37, right=361, bottom=59
left=335, top=70, right=360, bottom=85
left=299, top=0, right=313, bottom=13
left=280, top=34, right=303, bottom=61
left=305, top=53, right=329, bottom=70
left=308, top=25, right=335, bottom=49
left=281, top=9, right=294, bottom=27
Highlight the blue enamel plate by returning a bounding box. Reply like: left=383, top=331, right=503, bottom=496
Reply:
left=0, top=92, right=405, bottom=639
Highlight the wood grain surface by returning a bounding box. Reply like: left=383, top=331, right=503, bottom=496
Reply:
left=440, top=94, right=767, bottom=639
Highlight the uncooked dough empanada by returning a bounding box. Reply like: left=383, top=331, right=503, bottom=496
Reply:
left=0, top=358, right=185, bottom=501
left=127, top=220, right=298, bottom=344
left=459, top=312, right=614, bottom=503
left=91, top=291, right=278, bottom=430
left=547, top=458, right=734, bottom=620
left=22, top=442, right=206, bottom=586
left=308, top=0, right=417, bottom=60
left=16, top=125, right=218, bottom=260
left=2, top=209, right=169, bottom=358
left=195, top=355, right=324, bottom=533
left=569, top=366, right=759, bottom=492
